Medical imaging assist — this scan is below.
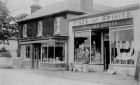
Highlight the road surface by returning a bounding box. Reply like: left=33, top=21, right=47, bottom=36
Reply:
left=0, top=69, right=109, bottom=85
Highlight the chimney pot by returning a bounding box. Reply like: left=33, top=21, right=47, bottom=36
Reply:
left=31, top=0, right=41, bottom=13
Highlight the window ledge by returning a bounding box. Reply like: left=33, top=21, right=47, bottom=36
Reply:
left=109, top=64, right=136, bottom=67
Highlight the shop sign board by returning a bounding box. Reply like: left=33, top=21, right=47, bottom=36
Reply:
left=72, top=11, right=133, bottom=26
left=73, top=18, right=132, bottom=31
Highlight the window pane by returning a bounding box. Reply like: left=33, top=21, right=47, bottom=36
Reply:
left=26, top=44, right=30, bottom=58
left=110, top=27, right=135, bottom=65
left=91, top=31, right=101, bottom=64
left=42, top=47, right=48, bottom=62
left=74, top=31, right=90, bottom=64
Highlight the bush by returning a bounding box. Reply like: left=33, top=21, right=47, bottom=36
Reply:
left=0, top=51, right=12, bottom=58
left=0, top=47, right=7, bottom=52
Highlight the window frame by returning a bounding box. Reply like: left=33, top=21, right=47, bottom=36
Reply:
left=54, top=17, right=61, bottom=34
left=37, top=20, right=43, bottom=36
left=25, top=44, right=31, bottom=59
left=109, top=25, right=135, bottom=65
left=23, top=24, right=27, bottom=37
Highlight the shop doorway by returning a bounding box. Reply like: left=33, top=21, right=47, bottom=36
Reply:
left=103, top=30, right=110, bottom=70
left=32, top=43, right=41, bottom=69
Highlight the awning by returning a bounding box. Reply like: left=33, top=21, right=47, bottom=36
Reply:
left=19, top=36, right=68, bottom=44
left=20, top=39, right=53, bottom=44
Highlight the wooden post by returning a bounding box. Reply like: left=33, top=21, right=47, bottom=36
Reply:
left=36, top=48, right=39, bottom=69
left=90, top=30, right=91, bottom=63
left=54, top=42, right=55, bottom=61
left=31, top=44, right=34, bottom=69
left=47, top=45, right=48, bottom=63
left=101, top=31, right=104, bottom=64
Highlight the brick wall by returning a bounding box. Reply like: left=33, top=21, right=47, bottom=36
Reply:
left=27, top=21, right=38, bottom=37
left=42, top=17, right=54, bottom=36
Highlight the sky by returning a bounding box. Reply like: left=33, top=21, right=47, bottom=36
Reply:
left=1, top=0, right=139, bottom=16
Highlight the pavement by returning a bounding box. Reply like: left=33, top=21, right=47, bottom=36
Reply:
left=0, top=68, right=138, bottom=85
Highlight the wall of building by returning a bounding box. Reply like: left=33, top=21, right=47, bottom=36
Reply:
left=0, top=40, right=18, bottom=58
left=42, top=17, right=54, bottom=36
left=19, top=44, right=31, bottom=68
left=27, top=21, right=38, bottom=37
left=59, top=16, right=67, bottom=35
left=68, top=4, right=140, bottom=75
left=0, top=39, right=18, bottom=68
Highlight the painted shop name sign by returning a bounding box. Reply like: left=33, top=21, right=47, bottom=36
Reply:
left=73, top=18, right=132, bottom=31
left=72, top=11, right=132, bottom=26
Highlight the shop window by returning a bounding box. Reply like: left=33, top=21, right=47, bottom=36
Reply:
left=37, top=21, right=43, bottom=36
left=42, top=47, right=48, bottom=62
left=74, top=30, right=91, bottom=63
left=23, top=24, right=27, bottom=37
left=110, top=26, right=136, bottom=65
left=41, top=42, right=65, bottom=63
left=91, top=31, right=102, bottom=64
left=74, top=30, right=104, bottom=64
left=55, top=42, right=65, bottom=62
left=48, top=46, right=54, bottom=62
left=26, top=44, right=31, bottom=58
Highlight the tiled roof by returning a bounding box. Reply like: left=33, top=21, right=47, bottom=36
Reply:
left=69, top=3, right=140, bottom=21
left=18, top=1, right=112, bottom=22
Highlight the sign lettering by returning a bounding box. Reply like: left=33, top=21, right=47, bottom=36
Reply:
left=72, top=11, right=133, bottom=26
left=73, top=18, right=132, bottom=32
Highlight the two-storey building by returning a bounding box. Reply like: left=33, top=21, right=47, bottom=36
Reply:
left=17, top=0, right=111, bottom=69
left=69, top=3, right=140, bottom=76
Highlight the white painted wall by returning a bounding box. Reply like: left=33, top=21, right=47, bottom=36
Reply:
left=134, top=9, right=140, bottom=52
left=20, top=45, right=26, bottom=59
left=68, top=22, right=74, bottom=66
left=0, top=40, right=18, bottom=58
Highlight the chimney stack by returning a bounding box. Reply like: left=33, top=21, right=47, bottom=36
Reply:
left=81, top=0, right=93, bottom=12
left=67, top=0, right=93, bottom=12
left=31, top=0, right=41, bottom=13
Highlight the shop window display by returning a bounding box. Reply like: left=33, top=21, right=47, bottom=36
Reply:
left=41, top=42, right=65, bottom=63
left=110, top=26, right=136, bottom=65
left=74, top=31, right=90, bottom=63
left=42, top=47, right=48, bottom=62
left=74, top=30, right=102, bottom=64
left=91, top=31, right=102, bottom=64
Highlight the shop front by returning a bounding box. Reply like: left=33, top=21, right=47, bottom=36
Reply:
left=19, top=36, right=67, bottom=69
left=73, top=29, right=109, bottom=72
left=40, top=40, right=67, bottom=70
left=68, top=4, right=140, bottom=75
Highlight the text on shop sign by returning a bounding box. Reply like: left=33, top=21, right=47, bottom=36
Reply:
left=73, top=11, right=132, bottom=26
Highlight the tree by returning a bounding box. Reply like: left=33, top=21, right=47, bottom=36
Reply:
left=0, top=1, right=14, bottom=44
left=0, top=1, right=27, bottom=45
left=14, top=13, right=28, bottom=22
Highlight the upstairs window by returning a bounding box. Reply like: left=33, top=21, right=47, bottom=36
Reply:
left=54, top=17, right=61, bottom=34
left=37, top=21, right=43, bottom=36
left=23, top=24, right=27, bottom=37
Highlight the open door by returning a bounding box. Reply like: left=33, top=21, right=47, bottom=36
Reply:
left=104, top=30, right=110, bottom=70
